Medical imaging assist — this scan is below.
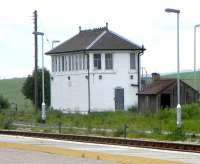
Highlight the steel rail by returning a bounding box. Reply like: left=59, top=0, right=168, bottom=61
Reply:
left=0, top=130, right=199, bottom=153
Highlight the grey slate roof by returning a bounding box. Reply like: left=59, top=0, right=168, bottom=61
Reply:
left=46, top=27, right=143, bottom=55
left=138, top=79, right=198, bottom=95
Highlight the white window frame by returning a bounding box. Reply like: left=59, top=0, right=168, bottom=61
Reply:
left=61, top=56, right=65, bottom=72
left=130, top=53, right=136, bottom=70
left=69, top=55, right=72, bottom=71
left=105, top=53, right=113, bottom=70
left=93, top=54, right=101, bottom=70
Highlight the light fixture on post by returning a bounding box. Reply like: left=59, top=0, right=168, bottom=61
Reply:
left=165, top=8, right=181, bottom=128
left=194, top=24, right=200, bottom=93
left=32, top=31, right=46, bottom=123
left=52, top=40, right=60, bottom=48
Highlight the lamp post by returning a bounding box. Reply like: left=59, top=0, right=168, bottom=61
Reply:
left=194, top=24, right=200, bottom=92
left=52, top=40, right=60, bottom=48
left=165, top=8, right=181, bottom=128
left=32, top=31, right=46, bottom=122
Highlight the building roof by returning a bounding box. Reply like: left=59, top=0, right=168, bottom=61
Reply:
left=46, top=27, right=143, bottom=55
left=138, top=79, right=177, bottom=95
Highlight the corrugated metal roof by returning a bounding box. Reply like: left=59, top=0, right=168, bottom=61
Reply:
left=46, top=27, right=142, bottom=55
left=138, top=79, right=176, bottom=95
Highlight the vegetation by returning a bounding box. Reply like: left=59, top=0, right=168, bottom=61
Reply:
left=0, top=72, right=200, bottom=142
left=0, top=95, right=10, bottom=110
left=0, top=78, right=33, bottom=111
left=22, top=68, right=51, bottom=108
left=162, top=71, right=200, bottom=91
left=0, top=102, right=199, bottom=141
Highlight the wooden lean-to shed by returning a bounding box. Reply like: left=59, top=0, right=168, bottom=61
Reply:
left=137, top=78, right=199, bottom=113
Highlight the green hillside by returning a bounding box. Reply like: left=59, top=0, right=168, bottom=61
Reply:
left=0, top=78, right=33, bottom=111
left=163, top=71, right=200, bottom=91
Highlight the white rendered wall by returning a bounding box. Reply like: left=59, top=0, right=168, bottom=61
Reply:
left=50, top=51, right=139, bottom=113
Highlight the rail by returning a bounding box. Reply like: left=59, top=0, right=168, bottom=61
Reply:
left=0, top=130, right=199, bottom=153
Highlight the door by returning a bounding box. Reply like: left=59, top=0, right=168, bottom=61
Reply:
left=115, top=88, right=124, bottom=111
left=161, top=94, right=170, bottom=109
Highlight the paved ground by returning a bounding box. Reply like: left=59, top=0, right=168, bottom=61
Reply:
left=0, top=134, right=199, bottom=164
left=0, top=148, right=118, bottom=164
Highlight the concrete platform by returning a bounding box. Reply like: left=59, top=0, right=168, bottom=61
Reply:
left=0, top=134, right=199, bottom=164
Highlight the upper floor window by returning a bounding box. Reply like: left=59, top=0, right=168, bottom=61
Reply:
left=130, top=53, right=136, bottom=69
left=93, top=54, right=101, bottom=70
left=105, top=53, right=113, bottom=70
left=52, top=56, right=55, bottom=72
left=52, top=54, right=87, bottom=73
left=62, top=56, right=65, bottom=71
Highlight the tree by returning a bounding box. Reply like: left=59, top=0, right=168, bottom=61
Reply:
left=22, top=68, right=50, bottom=109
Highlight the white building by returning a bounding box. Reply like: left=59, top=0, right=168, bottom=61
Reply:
left=46, top=25, right=145, bottom=113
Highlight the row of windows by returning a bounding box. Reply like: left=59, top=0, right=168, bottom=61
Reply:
left=52, top=53, right=136, bottom=72
left=52, top=54, right=88, bottom=72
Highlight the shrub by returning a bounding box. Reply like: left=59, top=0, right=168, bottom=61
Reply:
left=113, top=127, right=124, bottom=137
left=168, top=127, right=186, bottom=141
left=0, top=95, right=10, bottom=110
left=128, top=106, right=137, bottom=112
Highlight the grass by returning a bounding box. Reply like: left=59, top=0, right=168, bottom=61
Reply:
left=0, top=78, right=33, bottom=111
left=0, top=76, right=200, bottom=141
left=0, top=103, right=200, bottom=141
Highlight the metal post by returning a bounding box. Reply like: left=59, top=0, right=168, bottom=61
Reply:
left=176, top=12, right=181, bottom=127
left=33, top=10, right=38, bottom=112
left=52, top=40, right=60, bottom=48
left=165, top=8, right=181, bottom=128
left=41, top=34, right=46, bottom=122
left=194, top=24, right=200, bottom=93
left=194, top=26, right=197, bottom=91
left=87, top=52, right=91, bottom=113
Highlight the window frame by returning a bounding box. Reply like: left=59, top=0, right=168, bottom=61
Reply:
left=105, top=53, right=113, bottom=70
left=93, top=53, right=101, bottom=70
left=130, top=53, right=136, bottom=70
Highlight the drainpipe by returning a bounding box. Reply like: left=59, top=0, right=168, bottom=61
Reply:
left=137, top=45, right=145, bottom=111
left=85, top=50, right=91, bottom=113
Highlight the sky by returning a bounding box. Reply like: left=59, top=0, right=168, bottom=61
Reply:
left=1, top=0, right=200, bottom=78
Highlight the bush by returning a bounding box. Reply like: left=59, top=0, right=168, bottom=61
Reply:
left=128, top=106, right=137, bottom=112
left=168, top=127, right=186, bottom=141
left=0, top=95, right=10, bottom=110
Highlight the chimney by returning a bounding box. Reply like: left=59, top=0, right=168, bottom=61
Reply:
left=106, top=22, right=108, bottom=29
left=79, top=26, right=81, bottom=32
left=152, top=73, right=160, bottom=81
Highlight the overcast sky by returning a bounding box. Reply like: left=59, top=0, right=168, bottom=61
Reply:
left=1, top=0, right=200, bottom=78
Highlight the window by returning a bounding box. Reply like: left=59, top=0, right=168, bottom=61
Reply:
left=130, top=53, right=136, bottom=69
left=93, top=54, right=101, bottom=70
left=64, top=56, right=68, bottom=71
left=62, top=56, right=65, bottom=71
left=55, top=56, right=58, bottom=72
left=52, top=56, right=54, bottom=72
left=79, top=55, right=83, bottom=70
left=75, top=55, right=78, bottom=70
left=69, top=55, right=72, bottom=71
left=58, top=56, right=61, bottom=72
left=72, top=55, right=75, bottom=70
left=105, top=53, right=113, bottom=70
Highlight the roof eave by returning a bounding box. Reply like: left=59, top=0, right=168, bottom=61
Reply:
left=45, top=48, right=143, bottom=55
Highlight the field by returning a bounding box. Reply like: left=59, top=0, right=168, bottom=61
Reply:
left=0, top=78, right=33, bottom=111
left=163, top=71, right=200, bottom=91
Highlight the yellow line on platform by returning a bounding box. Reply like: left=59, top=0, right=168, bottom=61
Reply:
left=0, top=141, right=184, bottom=164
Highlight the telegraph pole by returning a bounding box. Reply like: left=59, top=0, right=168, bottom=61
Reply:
left=33, top=10, right=38, bottom=111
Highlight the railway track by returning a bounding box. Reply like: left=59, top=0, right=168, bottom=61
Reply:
left=0, top=130, right=199, bottom=153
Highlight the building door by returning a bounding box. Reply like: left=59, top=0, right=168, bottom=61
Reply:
left=161, top=94, right=170, bottom=109
left=115, top=88, right=124, bottom=111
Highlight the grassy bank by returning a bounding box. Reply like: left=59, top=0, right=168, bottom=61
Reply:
left=0, top=102, right=200, bottom=141
left=0, top=78, right=33, bottom=111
